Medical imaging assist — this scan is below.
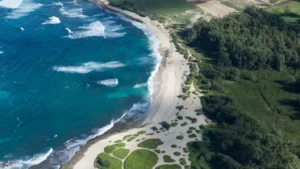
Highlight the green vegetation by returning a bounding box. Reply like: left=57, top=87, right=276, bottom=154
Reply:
left=104, top=145, right=117, bottom=154
left=176, top=105, right=184, bottom=111
left=123, top=134, right=132, bottom=140
left=181, top=6, right=300, bottom=169
left=188, top=134, right=197, bottom=138
left=174, top=152, right=181, bottom=156
left=137, top=138, right=164, bottom=149
left=112, top=148, right=130, bottom=159
left=137, top=130, right=147, bottom=135
left=184, top=7, right=300, bottom=71
left=115, top=143, right=126, bottom=148
left=95, top=153, right=122, bottom=169
left=155, top=164, right=182, bottom=169
left=163, top=155, right=175, bottom=163
left=176, top=135, right=184, bottom=140
left=171, top=122, right=178, bottom=127
left=267, top=1, right=300, bottom=22
left=108, top=0, right=197, bottom=23
left=124, top=149, right=158, bottom=169
left=220, top=0, right=244, bottom=11
left=177, top=116, right=183, bottom=120
left=179, top=158, right=187, bottom=165
left=161, top=121, right=171, bottom=130
left=154, top=149, right=161, bottom=154
left=180, top=122, right=188, bottom=126
left=171, top=144, right=177, bottom=148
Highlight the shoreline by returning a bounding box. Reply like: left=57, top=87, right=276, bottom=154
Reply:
left=59, top=1, right=172, bottom=169
left=60, top=0, right=203, bottom=168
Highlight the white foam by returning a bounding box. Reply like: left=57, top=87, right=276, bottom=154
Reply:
left=59, top=7, right=87, bottom=18
left=0, top=51, right=3, bottom=55
left=42, top=16, right=61, bottom=25
left=0, top=0, right=23, bottom=8
left=122, top=103, right=149, bottom=121
left=65, top=28, right=73, bottom=34
left=0, top=148, right=53, bottom=169
left=129, top=21, right=162, bottom=101
left=20, top=27, right=24, bottom=31
left=133, top=83, right=147, bottom=88
left=53, top=61, right=125, bottom=74
left=97, top=78, right=118, bottom=87
left=68, top=21, right=105, bottom=39
left=52, top=2, right=63, bottom=6
left=6, top=3, right=42, bottom=19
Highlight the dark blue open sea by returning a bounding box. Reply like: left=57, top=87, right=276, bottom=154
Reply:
left=0, top=0, right=160, bottom=168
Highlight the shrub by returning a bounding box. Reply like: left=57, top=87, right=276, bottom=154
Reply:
left=163, top=155, right=175, bottom=163
left=154, top=149, right=161, bottom=154
left=188, top=134, right=197, bottom=138
left=137, top=130, right=147, bottom=135
left=176, top=135, right=184, bottom=140
left=161, top=121, right=171, bottom=130
left=171, top=122, right=178, bottom=127
left=179, top=158, right=187, bottom=165
left=137, top=138, right=164, bottom=149
left=176, top=105, right=184, bottom=111
left=177, top=116, right=183, bottom=120
left=123, top=134, right=132, bottom=140
left=181, top=122, right=188, bottom=126
left=171, top=144, right=177, bottom=148
left=174, top=152, right=181, bottom=156
left=151, top=126, right=158, bottom=131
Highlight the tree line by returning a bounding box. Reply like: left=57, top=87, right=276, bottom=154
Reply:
left=183, top=7, right=300, bottom=71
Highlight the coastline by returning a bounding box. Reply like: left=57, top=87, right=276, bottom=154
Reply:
left=60, top=1, right=207, bottom=168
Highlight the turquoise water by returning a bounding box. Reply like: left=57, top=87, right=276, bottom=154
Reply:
left=0, top=0, right=159, bottom=168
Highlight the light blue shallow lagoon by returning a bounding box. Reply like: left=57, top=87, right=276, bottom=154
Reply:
left=0, top=0, right=159, bottom=168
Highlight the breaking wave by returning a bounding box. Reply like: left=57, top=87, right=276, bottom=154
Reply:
left=0, top=0, right=23, bottom=9
left=133, top=83, right=147, bottom=88
left=59, top=7, right=87, bottom=18
left=0, top=148, right=53, bottom=169
left=53, top=61, right=125, bottom=74
left=65, top=28, right=73, bottom=34
left=42, top=16, right=61, bottom=25
left=0, top=51, right=3, bottom=55
left=6, top=3, right=43, bottom=19
left=97, top=78, right=118, bottom=87
left=67, top=21, right=105, bottom=39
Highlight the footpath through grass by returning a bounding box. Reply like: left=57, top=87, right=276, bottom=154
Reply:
left=124, top=149, right=158, bottom=169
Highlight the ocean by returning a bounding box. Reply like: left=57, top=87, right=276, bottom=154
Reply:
left=0, top=0, right=160, bottom=168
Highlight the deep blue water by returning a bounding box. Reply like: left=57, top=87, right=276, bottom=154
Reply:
left=0, top=0, right=158, bottom=168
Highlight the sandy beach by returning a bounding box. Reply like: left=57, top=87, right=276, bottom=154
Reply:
left=61, top=1, right=209, bottom=168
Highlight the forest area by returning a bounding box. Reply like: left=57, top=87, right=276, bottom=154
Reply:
left=181, top=7, right=300, bottom=169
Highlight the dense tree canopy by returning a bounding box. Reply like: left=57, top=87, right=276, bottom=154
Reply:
left=184, top=7, right=300, bottom=70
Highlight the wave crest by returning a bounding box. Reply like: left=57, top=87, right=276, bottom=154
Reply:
left=59, top=7, right=87, bottom=18
left=133, top=83, right=147, bottom=88
left=0, top=148, right=53, bottom=169
left=53, top=61, right=125, bottom=74
left=6, top=3, right=43, bottom=19
left=0, top=0, right=23, bottom=8
left=97, top=78, right=118, bottom=87
left=42, top=16, right=61, bottom=25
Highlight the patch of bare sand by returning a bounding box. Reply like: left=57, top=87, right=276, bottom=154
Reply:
left=195, top=0, right=237, bottom=17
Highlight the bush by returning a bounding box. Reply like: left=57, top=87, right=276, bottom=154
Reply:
left=174, top=152, right=181, bottom=156
left=137, top=138, right=164, bottom=149
left=176, top=135, right=184, bottom=140
left=171, top=122, right=178, bottom=127
left=181, top=122, right=188, bottom=126
left=163, top=155, right=175, bottom=163
left=161, top=121, right=171, bottom=130
left=179, top=158, right=187, bottom=165
left=124, top=149, right=158, bottom=169
left=171, top=144, right=177, bottom=148
left=176, top=105, right=184, bottom=111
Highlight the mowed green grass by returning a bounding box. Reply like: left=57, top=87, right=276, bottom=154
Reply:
left=95, top=153, right=122, bottom=169
left=137, top=138, right=163, bottom=149
left=267, top=1, right=300, bottom=22
left=113, top=148, right=130, bottom=159
left=221, top=69, right=300, bottom=140
left=124, top=149, right=158, bottom=169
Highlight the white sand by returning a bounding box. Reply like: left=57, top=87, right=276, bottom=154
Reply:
left=70, top=2, right=209, bottom=169
left=195, top=0, right=237, bottom=17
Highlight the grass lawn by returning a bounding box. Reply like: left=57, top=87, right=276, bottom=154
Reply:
left=104, top=145, right=117, bottom=154
left=113, top=148, right=130, bottom=159
left=155, top=164, right=182, bottom=169
left=95, top=153, right=122, bottom=169
left=124, top=149, right=159, bottom=169
left=137, top=138, right=164, bottom=149
left=267, top=1, right=300, bottom=22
